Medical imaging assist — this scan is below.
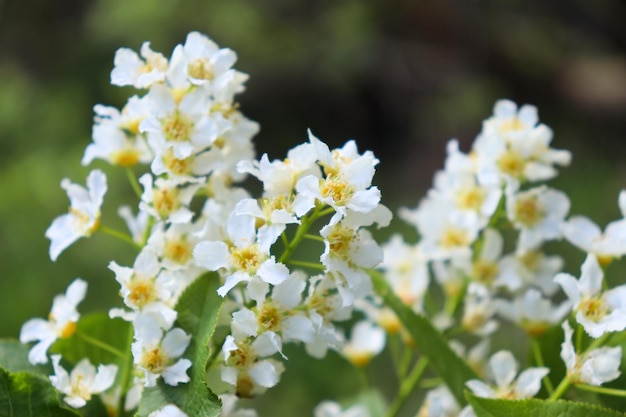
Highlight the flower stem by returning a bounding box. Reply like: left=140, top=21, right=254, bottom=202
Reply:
left=116, top=325, right=135, bottom=417
left=286, top=260, right=325, bottom=271
left=279, top=205, right=330, bottom=264
left=531, top=338, right=554, bottom=394
left=76, top=331, right=124, bottom=358
left=576, top=384, right=626, bottom=397
left=100, top=225, right=142, bottom=249
left=549, top=377, right=571, bottom=401
left=126, top=167, right=143, bottom=199
left=384, top=356, right=429, bottom=417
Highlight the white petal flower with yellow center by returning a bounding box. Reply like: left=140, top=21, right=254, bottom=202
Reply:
left=110, top=41, right=168, bottom=89
left=555, top=253, right=626, bottom=338
left=563, top=190, right=626, bottom=263
left=341, top=321, right=385, bottom=367
left=109, top=247, right=177, bottom=328
left=132, top=313, right=192, bottom=387
left=494, top=288, right=571, bottom=337
left=314, top=401, right=370, bottom=417
left=466, top=350, right=548, bottom=400
left=140, top=84, right=219, bottom=159
left=221, top=330, right=285, bottom=398
left=560, top=321, right=622, bottom=385
left=294, top=131, right=381, bottom=221
left=506, top=185, right=569, bottom=253
left=139, top=174, right=203, bottom=224
left=193, top=212, right=289, bottom=297
left=238, top=142, right=320, bottom=197
left=20, top=278, right=87, bottom=364
left=83, top=96, right=152, bottom=167
left=46, top=170, right=107, bottom=261
left=49, top=355, right=117, bottom=408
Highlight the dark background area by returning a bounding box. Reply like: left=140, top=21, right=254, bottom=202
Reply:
left=0, top=0, right=624, bottom=413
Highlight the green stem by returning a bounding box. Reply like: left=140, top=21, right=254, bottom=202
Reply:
left=116, top=325, right=135, bottom=417
left=279, top=205, right=329, bottom=264
left=126, top=167, right=143, bottom=199
left=576, top=384, right=626, bottom=397
left=303, top=233, right=325, bottom=243
left=549, top=377, right=571, bottom=401
left=286, top=260, right=325, bottom=271
left=76, top=331, right=124, bottom=358
left=531, top=338, right=554, bottom=394
left=100, top=225, right=142, bottom=249
left=384, top=356, right=429, bottom=417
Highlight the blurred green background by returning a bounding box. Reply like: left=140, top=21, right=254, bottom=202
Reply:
left=1, top=0, right=625, bottom=413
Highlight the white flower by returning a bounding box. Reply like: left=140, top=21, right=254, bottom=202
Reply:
left=49, top=355, right=117, bottom=408
left=221, top=331, right=285, bottom=398
left=140, top=85, right=219, bottom=160
left=220, top=394, right=258, bottom=417
left=506, top=186, right=569, bottom=252
left=461, top=283, right=498, bottom=336
left=560, top=321, right=622, bottom=385
left=148, top=404, right=189, bottom=417
left=417, top=386, right=459, bottom=417
left=83, top=97, right=153, bottom=167
left=111, top=42, right=168, bottom=88
left=109, top=247, right=177, bottom=328
left=314, top=401, right=370, bottom=417
left=46, top=170, right=107, bottom=261
left=341, top=321, right=385, bottom=367
left=555, top=253, right=626, bottom=338
left=466, top=350, right=548, bottom=400
left=294, top=131, right=381, bottom=221
left=193, top=212, right=289, bottom=297
left=494, top=288, right=571, bottom=336
left=380, top=235, right=430, bottom=311
left=563, top=190, right=626, bottom=262
left=233, top=197, right=299, bottom=252
left=20, top=278, right=87, bottom=364
left=497, top=250, right=563, bottom=295
left=238, top=142, right=320, bottom=196
left=132, top=313, right=192, bottom=387
left=138, top=174, right=202, bottom=224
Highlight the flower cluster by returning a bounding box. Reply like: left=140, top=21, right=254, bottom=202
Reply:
left=20, top=32, right=390, bottom=415
left=14, top=32, right=626, bottom=417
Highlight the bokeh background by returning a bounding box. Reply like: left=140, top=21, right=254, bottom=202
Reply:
left=1, top=0, right=625, bottom=414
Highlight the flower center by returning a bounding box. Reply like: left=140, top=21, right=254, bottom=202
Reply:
left=515, top=197, right=543, bottom=227
left=578, top=297, right=609, bottom=322
left=472, top=260, right=499, bottom=285
left=188, top=59, right=215, bottom=81
left=320, top=176, right=354, bottom=206
left=231, top=245, right=264, bottom=274
left=164, top=239, right=193, bottom=265
left=498, top=150, right=525, bottom=178
left=141, top=347, right=167, bottom=373
left=441, top=227, right=470, bottom=249
left=127, top=278, right=157, bottom=308
left=257, top=303, right=282, bottom=332
left=153, top=187, right=181, bottom=218
left=456, top=187, right=485, bottom=211
left=327, top=226, right=355, bottom=259
left=162, top=113, right=193, bottom=142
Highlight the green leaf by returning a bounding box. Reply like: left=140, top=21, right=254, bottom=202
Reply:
left=370, top=270, right=478, bottom=406
left=137, top=273, right=224, bottom=417
left=467, top=393, right=626, bottom=417
left=0, top=339, right=51, bottom=375
left=50, top=313, right=131, bottom=366
left=0, top=366, right=80, bottom=417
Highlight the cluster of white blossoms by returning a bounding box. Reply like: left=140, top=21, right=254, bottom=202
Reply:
left=375, top=99, right=626, bottom=416
left=17, top=31, right=626, bottom=417
left=21, top=32, right=391, bottom=415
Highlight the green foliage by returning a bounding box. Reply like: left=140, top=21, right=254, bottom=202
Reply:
left=0, top=366, right=79, bottom=417
left=0, top=339, right=51, bottom=375
left=370, top=270, right=478, bottom=406
left=137, top=273, right=224, bottom=416
left=466, top=393, right=626, bottom=417
left=51, top=313, right=131, bottom=366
